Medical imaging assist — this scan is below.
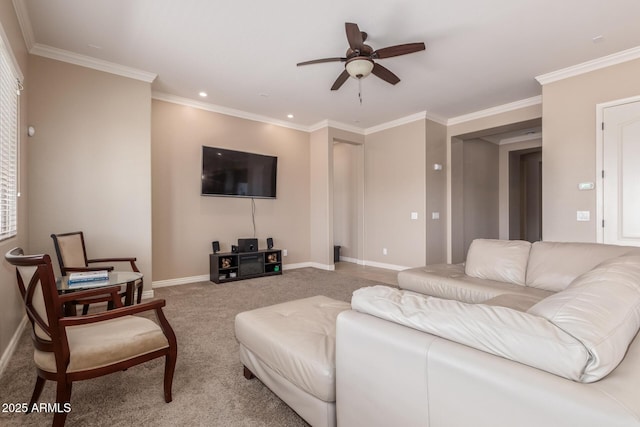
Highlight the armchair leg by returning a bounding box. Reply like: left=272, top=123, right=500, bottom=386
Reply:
left=163, top=349, right=177, bottom=403
left=82, top=304, right=90, bottom=315
left=53, top=380, right=72, bottom=427
left=27, top=376, right=46, bottom=413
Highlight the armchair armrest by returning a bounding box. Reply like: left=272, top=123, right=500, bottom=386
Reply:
left=87, top=257, right=139, bottom=272
left=59, top=299, right=166, bottom=327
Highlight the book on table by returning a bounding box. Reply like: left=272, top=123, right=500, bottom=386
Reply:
left=68, top=270, right=109, bottom=286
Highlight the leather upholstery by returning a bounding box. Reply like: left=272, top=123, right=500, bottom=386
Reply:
left=464, top=239, right=531, bottom=285
left=525, top=241, right=640, bottom=291
left=529, top=255, right=640, bottom=382
left=337, top=310, right=640, bottom=427
left=397, top=263, right=551, bottom=303
left=352, top=285, right=589, bottom=380
left=235, top=295, right=350, bottom=427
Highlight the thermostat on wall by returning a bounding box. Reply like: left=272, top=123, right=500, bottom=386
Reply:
left=578, top=182, right=595, bottom=191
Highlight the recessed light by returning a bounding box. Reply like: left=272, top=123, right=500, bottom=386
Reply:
left=199, top=91, right=208, bottom=97
left=287, top=114, right=294, bottom=119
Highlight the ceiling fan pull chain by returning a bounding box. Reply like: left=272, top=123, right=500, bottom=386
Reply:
left=358, top=78, right=363, bottom=105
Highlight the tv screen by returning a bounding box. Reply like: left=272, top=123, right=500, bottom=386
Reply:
left=201, top=146, right=277, bottom=198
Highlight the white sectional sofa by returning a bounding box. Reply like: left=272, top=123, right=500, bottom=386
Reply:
left=336, top=239, right=640, bottom=427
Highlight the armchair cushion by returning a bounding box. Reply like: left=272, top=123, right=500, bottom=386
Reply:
left=34, top=315, right=169, bottom=373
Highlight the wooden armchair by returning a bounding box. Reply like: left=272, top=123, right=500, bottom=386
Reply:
left=5, top=248, right=177, bottom=427
left=51, top=231, right=143, bottom=314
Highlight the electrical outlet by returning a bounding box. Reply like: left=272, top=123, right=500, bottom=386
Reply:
left=383, top=248, right=388, bottom=255
left=282, top=249, right=288, bottom=256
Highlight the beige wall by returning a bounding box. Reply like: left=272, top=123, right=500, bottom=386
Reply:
left=152, top=100, right=311, bottom=280
left=425, top=119, right=447, bottom=264
left=365, top=119, right=426, bottom=268
left=542, top=58, right=640, bottom=242
left=0, top=0, right=30, bottom=366
left=462, top=139, right=499, bottom=256
left=27, top=56, right=153, bottom=282
left=333, top=142, right=362, bottom=261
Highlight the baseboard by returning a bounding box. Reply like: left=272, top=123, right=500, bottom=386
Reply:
left=0, top=315, right=28, bottom=379
left=152, top=274, right=210, bottom=288
left=362, top=260, right=409, bottom=271
left=338, top=257, right=409, bottom=271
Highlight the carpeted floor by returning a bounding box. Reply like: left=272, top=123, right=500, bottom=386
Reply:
left=0, top=268, right=389, bottom=426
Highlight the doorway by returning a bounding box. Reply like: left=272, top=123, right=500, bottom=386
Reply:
left=509, top=148, right=542, bottom=242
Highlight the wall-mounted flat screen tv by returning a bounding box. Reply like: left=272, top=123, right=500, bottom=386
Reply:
left=201, top=146, right=277, bottom=198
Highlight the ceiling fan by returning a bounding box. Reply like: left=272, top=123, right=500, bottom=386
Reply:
left=297, top=22, right=426, bottom=91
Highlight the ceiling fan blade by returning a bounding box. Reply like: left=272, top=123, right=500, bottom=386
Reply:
left=345, top=22, right=364, bottom=51
left=331, top=70, right=350, bottom=91
left=297, top=57, right=346, bottom=66
left=372, top=63, right=400, bottom=85
left=373, top=42, right=426, bottom=59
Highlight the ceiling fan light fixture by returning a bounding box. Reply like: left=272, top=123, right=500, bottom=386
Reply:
left=346, top=57, right=374, bottom=79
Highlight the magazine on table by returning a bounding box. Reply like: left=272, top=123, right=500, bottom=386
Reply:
left=68, top=270, right=109, bottom=285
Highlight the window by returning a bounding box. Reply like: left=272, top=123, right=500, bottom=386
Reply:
left=0, top=35, right=20, bottom=241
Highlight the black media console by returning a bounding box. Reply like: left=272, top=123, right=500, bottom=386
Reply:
left=209, top=249, right=282, bottom=284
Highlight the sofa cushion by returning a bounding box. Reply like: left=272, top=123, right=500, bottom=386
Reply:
left=352, top=285, right=589, bottom=381
left=525, top=241, right=640, bottom=292
left=464, top=239, right=531, bottom=286
left=528, top=256, right=640, bottom=382
left=398, top=263, right=552, bottom=304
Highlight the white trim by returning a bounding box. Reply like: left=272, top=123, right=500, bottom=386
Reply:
left=141, top=289, right=155, bottom=299
left=364, top=111, right=427, bottom=135
left=594, top=94, right=640, bottom=244
left=339, top=256, right=365, bottom=265
left=447, top=96, right=542, bottom=126
left=0, top=315, right=28, bottom=379
left=152, top=92, right=311, bottom=133
left=12, top=0, right=34, bottom=51
left=536, top=46, right=640, bottom=86
left=308, top=119, right=365, bottom=135
left=362, top=259, right=410, bottom=271
left=30, top=43, right=157, bottom=83
left=152, top=274, right=210, bottom=288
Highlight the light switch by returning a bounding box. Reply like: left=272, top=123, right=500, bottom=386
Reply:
left=411, top=212, right=418, bottom=220
left=577, top=211, right=590, bottom=221
left=432, top=212, right=440, bottom=220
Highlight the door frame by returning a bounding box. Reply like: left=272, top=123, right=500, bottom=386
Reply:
left=595, top=94, right=640, bottom=243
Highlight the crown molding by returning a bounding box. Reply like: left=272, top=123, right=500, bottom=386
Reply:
left=536, top=45, right=640, bottom=85
left=447, top=95, right=542, bottom=126
left=152, top=92, right=311, bottom=132
left=365, top=111, right=429, bottom=135
left=30, top=43, right=157, bottom=83
left=12, top=0, right=34, bottom=51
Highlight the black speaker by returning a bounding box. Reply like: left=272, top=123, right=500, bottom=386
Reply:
left=267, top=237, right=274, bottom=249
left=231, top=245, right=239, bottom=253
left=238, top=238, right=258, bottom=252
left=212, top=241, right=220, bottom=254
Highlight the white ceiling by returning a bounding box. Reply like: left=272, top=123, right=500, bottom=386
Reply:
left=15, top=0, right=640, bottom=130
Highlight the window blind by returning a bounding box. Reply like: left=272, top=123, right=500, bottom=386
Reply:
left=0, top=39, right=19, bottom=241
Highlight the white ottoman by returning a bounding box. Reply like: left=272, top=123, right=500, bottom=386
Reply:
left=235, top=296, right=351, bottom=427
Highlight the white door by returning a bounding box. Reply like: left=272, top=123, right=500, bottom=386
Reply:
left=602, top=100, right=640, bottom=246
